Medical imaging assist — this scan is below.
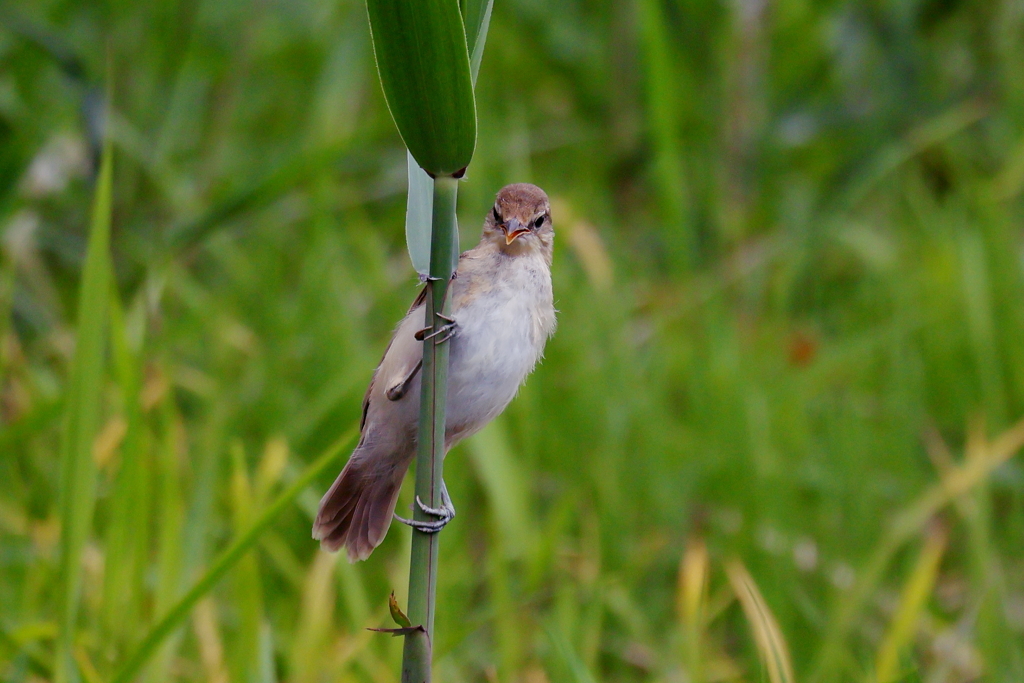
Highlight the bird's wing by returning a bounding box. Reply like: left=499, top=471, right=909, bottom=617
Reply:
left=359, top=287, right=428, bottom=432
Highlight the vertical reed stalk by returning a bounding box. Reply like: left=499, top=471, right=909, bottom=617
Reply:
left=402, top=175, right=459, bottom=683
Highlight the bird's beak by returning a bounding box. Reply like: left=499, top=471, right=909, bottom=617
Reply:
left=504, top=218, right=529, bottom=245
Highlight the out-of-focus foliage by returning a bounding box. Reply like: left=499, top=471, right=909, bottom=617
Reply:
left=2, top=0, right=1024, bottom=681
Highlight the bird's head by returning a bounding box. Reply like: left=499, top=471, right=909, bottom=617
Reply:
left=483, top=183, right=553, bottom=260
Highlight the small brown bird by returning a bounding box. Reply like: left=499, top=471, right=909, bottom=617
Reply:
left=313, top=183, right=556, bottom=561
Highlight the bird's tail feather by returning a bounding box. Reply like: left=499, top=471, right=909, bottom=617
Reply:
left=313, top=451, right=407, bottom=562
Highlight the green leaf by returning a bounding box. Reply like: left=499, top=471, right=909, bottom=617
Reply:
left=463, top=0, right=493, bottom=83
left=405, top=153, right=433, bottom=275
left=367, top=0, right=476, bottom=176
left=388, top=591, right=413, bottom=628
left=403, top=0, right=491, bottom=274
left=55, top=134, right=114, bottom=683
left=405, top=153, right=461, bottom=275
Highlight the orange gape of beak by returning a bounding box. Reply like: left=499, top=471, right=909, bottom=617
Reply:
left=504, top=218, right=529, bottom=245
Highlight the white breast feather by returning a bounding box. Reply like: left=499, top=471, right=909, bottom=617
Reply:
left=445, top=254, right=554, bottom=439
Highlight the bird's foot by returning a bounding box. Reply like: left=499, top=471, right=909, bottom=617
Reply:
left=414, top=313, right=458, bottom=345
left=433, top=321, right=457, bottom=344
left=394, top=484, right=456, bottom=534
left=418, top=272, right=457, bottom=283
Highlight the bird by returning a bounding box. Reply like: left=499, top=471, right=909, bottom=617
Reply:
left=313, top=183, right=556, bottom=561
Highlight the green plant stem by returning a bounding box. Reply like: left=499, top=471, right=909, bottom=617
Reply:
left=402, top=175, right=459, bottom=683
left=110, top=427, right=356, bottom=683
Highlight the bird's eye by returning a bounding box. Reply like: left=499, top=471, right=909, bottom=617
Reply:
left=533, top=215, right=545, bottom=229
left=492, top=206, right=501, bottom=223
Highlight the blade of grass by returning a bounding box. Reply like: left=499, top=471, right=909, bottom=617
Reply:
left=191, top=599, right=228, bottom=683
left=836, top=99, right=988, bottom=213
left=637, top=0, right=691, bottom=265
left=545, top=622, right=599, bottom=683
left=678, top=537, right=709, bottom=682
left=165, top=142, right=357, bottom=256
left=467, top=418, right=533, bottom=559
left=468, top=419, right=534, bottom=679
left=101, top=286, right=150, bottom=648
left=143, top=378, right=187, bottom=683
left=725, top=560, right=795, bottom=683
left=950, top=427, right=1024, bottom=679
left=110, top=426, right=357, bottom=683
left=810, top=416, right=1024, bottom=682
left=227, top=441, right=264, bottom=683
left=873, top=525, right=947, bottom=683
left=0, top=622, right=52, bottom=679
left=463, top=0, right=493, bottom=83
left=55, top=131, right=114, bottom=683
left=181, top=400, right=228, bottom=581
left=336, top=559, right=372, bottom=632
left=256, top=623, right=277, bottom=683
left=289, top=552, right=338, bottom=683
left=958, top=230, right=1007, bottom=424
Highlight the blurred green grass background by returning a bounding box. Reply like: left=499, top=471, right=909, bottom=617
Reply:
left=3, top=0, right=1024, bottom=681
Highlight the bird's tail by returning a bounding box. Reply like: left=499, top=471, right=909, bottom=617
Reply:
left=313, top=449, right=408, bottom=562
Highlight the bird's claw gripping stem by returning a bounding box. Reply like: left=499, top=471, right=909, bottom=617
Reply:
left=394, top=483, right=456, bottom=533
left=414, top=313, right=457, bottom=345
left=418, top=272, right=457, bottom=283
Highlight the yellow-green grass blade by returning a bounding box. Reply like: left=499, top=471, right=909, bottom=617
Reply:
left=678, top=538, right=709, bottom=681
left=337, top=558, right=372, bottom=632
left=726, top=560, right=795, bottom=683
left=0, top=622, right=51, bottom=679
left=873, top=527, right=947, bottom=683
left=110, top=426, right=357, bottom=683
left=810, top=416, right=1024, bottom=682
left=289, top=552, right=338, bottom=683
left=467, top=418, right=533, bottom=560
left=366, top=0, right=476, bottom=176
left=55, top=136, right=114, bottom=683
